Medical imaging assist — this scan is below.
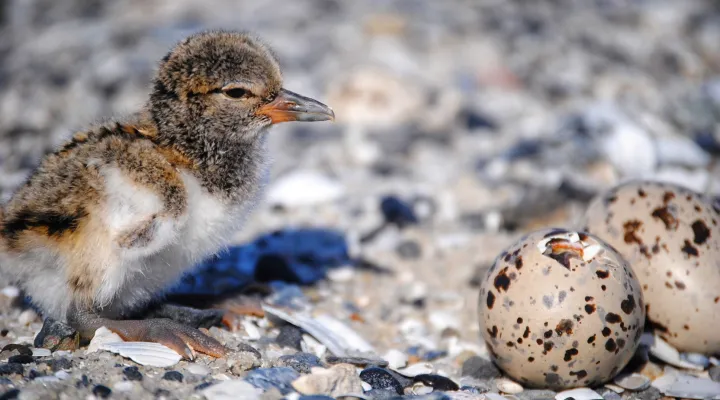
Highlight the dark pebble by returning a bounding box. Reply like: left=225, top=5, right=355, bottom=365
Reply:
left=155, top=389, right=171, bottom=397
left=325, top=355, right=388, bottom=368
left=194, top=381, right=215, bottom=391
left=381, top=196, right=418, bottom=228
left=298, top=396, right=336, bottom=400
left=92, top=385, right=112, bottom=399
left=0, top=389, right=19, bottom=400
left=0, top=363, right=23, bottom=376
left=245, top=367, right=299, bottom=395
left=76, top=375, right=90, bottom=388
left=28, top=369, right=45, bottom=380
left=423, top=350, right=447, bottom=361
left=710, top=365, right=720, bottom=382
left=276, top=352, right=323, bottom=374
left=359, top=367, right=404, bottom=394
left=363, top=389, right=398, bottom=400
left=163, top=370, right=184, bottom=382
left=461, top=108, right=497, bottom=131
left=461, top=356, right=501, bottom=380
left=396, top=240, right=422, bottom=259
left=33, top=318, right=78, bottom=351
left=516, top=389, right=557, bottom=400
left=413, top=374, right=459, bottom=391
left=7, top=355, right=33, bottom=365
left=237, top=343, right=262, bottom=360
left=123, top=366, right=143, bottom=381
left=275, top=325, right=304, bottom=350
left=49, top=357, right=72, bottom=371
left=0, top=345, right=31, bottom=356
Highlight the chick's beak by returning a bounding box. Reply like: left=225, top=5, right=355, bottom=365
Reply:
left=256, top=89, right=335, bottom=124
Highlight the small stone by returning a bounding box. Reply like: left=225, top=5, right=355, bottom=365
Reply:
left=201, top=380, right=262, bottom=400
left=395, top=362, right=434, bottom=377
left=30, top=348, right=51, bottom=357
left=195, top=381, right=215, bottom=391
left=710, top=365, right=720, bottom=382
left=276, top=325, right=304, bottom=350
left=276, top=353, right=323, bottom=374
left=396, top=240, right=422, bottom=259
left=33, top=318, right=79, bottom=351
left=7, top=355, right=33, bottom=365
left=359, top=367, right=404, bottom=394
left=245, top=367, right=300, bottom=395
left=625, top=387, right=661, bottom=400
left=48, top=357, right=72, bottom=371
left=613, top=373, right=650, bottom=391
left=230, top=351, right=261, bottom=374
left=298, top=396, right=335, bottom=400
left=123, top=366, right=143, bottom=381
left=381, top=196, right=418, bottom=228
left=496, top=377, right=524, bottom=394
left=18, top=309, right=38, bottom=325
left=363, top=389, right=398, bottom=400
left=0, top=363, right=23, bottom=376
left=163, top=370, right=184, bottom=382
left=113, top=381, right=135, bottom=392
left=602, top=391, right=622, bottom=400
left=411, top=382, right=434, bottom=395
left=414, top=374, right=459, bottom=391
left=383, top=349, right=408, bottom=370
left=325, top=355, right=388, bottom=368
left=92, top=385, right=112, bottom=399
left=155, top=388, right=171, bottom=397
left=461, top=356, right=500, bottom=379
left=0, top=389, right=20, bottom=399
left=291, top=363, right=363, bottom=397
left=1, top=345, right=32, bottom=357
left=516, top=389, right=556, bottom=400
left=188, top=364, right=211, bottom=376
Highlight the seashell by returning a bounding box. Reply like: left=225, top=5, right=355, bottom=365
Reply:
left=613, top=373, right=650, bottom=391
left=555, top=388, right=603, bottom=400
left=394, top=362, right=434, bottom=377
left=31, top=348, right=51, bottom=357
left=652, top=371, right=720, bottom=399
left=645, top=334, right=704, bottom=371
left=410, top=382, right=433, bottom=395
left=383, top=349, right=408, bottom=369
left=86, top=326, right=124, bottom=354
left=603, top=383, right=624, bottom=393
left=495, top=378, right=523, bottom=394
left=263, top=305, right=374, bottom=357
left=201, top=379, right=263, bottom=400
left=100, top=341, right=182, bottom=367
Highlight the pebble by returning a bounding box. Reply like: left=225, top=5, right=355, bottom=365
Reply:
left=359, top=367, right=404, bottom=394
left=495, top=377, right=524, bottom=394
left=276, top=325, right=304, bottom=350
left=710, top=365, right=720, bottom=382
left=92, top=385, right=112, bottom=399
left=30, top=348, right=51, bottom=357
left=325, top=355, right=388, bottom=368
left=17, top=309, right=38, bottom=325
left=266, top=170, right=345, bottom=207
left=383, top=349, right=408, bottom=370
left=187, top=364, right=211, bottom=376
left=601, top=391, right=622, bottom=400
left=122, top=366, right=143, bottom=381
left=380, top=195, right=419, bottom=228
left=396, top=240, right=422, bottom=259
left=48, top=357, right=72, bottom=371
left=0, top=389, right=19, bottom=399
left=395, top=362, right=434, bottom=377
left=7, top=355, right=33, bottom=365
left=625, top=387, right=662, bottom=400
left=245, top=367, right=300, bottom=395
left=276, top=353, right=324, bottom=374
left=680, top=352, right=710, bottom=369
left=292, top=364, right=363, bottom=397
left=1, top=344, right=32, bottom=356
left=54, top=370, right=70, bottom=380
left=613, top=373, right=650, bottom=391
left=411, top=382, right=434, bottom=395
left=113, top=381, right=135, bottom=392
left=515, top=390, right=557, bottom=400
left=201, top=380, right=263, bottom=400
left=555, top=388, right=603, bottom=400
left=0, top=363, right=23, bottom=376
left=363, top=389, right=398, bottom=400
left=460, top=356, right=501, bottom=380
left=414, top=374, right=460, bottom=391
left=163, top=371, right=184, bottom=382
left=229, top=351, right=261, bottom=374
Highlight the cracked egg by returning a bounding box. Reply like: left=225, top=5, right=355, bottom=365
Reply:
left=478, top=228, right=645, bottom=390
left=584, top=180, right=720, bottom=354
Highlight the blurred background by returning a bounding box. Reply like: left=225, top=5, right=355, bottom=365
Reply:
left=1, top=0, right=720, bottom=375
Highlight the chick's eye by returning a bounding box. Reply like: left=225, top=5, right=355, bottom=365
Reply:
left=223, top=88, right=249, bottom=99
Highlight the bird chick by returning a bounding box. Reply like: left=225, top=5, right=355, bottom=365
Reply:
left=0, top=31, right=334, bottom=358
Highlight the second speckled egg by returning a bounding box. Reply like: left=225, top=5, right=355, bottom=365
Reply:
left=478, top=228, right=645, bottom=390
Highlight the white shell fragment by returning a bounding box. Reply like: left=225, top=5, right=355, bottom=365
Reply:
left=263, top=305, right=374, bottom=357
left=394, top=362, right=434, bottom=377
left=647, top=334, right=704, bottom=371
left=266, top=170, right=345, bottom=207
left=88, top=326, right=181, bottom=367
left=495, top=378, right=524, bottom=394
left=201, top=380, right=263, bottom=400
left=555, top=388, right=603, bottom=400
left=652, top=372, right=720, bottom=399
left=613, top=373, right=650, bottom=391
left=30, top=348, right=51, bottom=357
left=383, top=349, right=408, bottom=369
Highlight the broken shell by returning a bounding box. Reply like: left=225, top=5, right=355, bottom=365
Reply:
left=555, top=387, right=604, bottom=400
left=646, top=334, right=704, bottom=371
left=394, top=362, right=434, bottom=377
left=101, top=342, right=182, bottom=367
left=496, top=378, right=524, bottom=394
left=612, top=373, right=650, bottom=391
left=652, top=371, right=720, bottom=399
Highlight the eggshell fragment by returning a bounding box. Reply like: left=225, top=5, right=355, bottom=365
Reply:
left=584, top=181, right=720, bottom=353
left=478, top=228, right=645, bottom=390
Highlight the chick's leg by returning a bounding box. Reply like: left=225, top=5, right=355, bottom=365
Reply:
left=68, top=306, right=228, bottom=359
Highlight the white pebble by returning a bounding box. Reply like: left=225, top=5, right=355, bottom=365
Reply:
left=496, top=377, right=524, bottom=394
left=267, top=170, right=344, bottom=207
left=327, top=266, right=355, bottom=283
left=383, top=349, right=408, bottom=369
left=395, top=362, right=434, bottom=377
left=54, top=370, right=70, bottom=380
left=1, top=286, right=20, bottom=299
left=113, top=381, right=135, bottom=392
left=241, top=320, right=261, bottom=341
left=187, top=364, right=211, bottom=376
left=555, top=387, right=603, bottom=400
left=31, top=348, right=51, bottom=357
left=613, top=373, right=650, bottom=391
left=18, top=309, right=38, bottom=325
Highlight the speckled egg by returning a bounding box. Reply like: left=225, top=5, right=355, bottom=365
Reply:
left=584, top=181, right=720, bottom=354
left=478, top=228, right=645, bottom=390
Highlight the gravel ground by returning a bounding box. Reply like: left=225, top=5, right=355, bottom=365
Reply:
left=0, top=0, right=720, bottom=399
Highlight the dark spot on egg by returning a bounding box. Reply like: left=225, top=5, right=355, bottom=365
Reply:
left=536, top=339, right=543, bottom=345
left=674, top=281, right=686, bottom=290
left=602, top=327, right=611, bottom=337
left=605, top=194, right=618, bottom=204
left=506, top=341, right=515, bottom=347
left=652, top=206, right=679, bottom=230
left=487, top=325, right=498, bottom=339
left=601, top=285, right=607, bottom=291
left=605, top=313, right=622, bottom=324
left=691, top=220, right=710, bottom=245
left=569, top=370, right=587, bottom=380
left=596, top=270, right=609, bottom=279
left=543, top=341, right=554, bottom=354
left=544, top=330, right=553, bottom=339
left=605, top=338, right=617, bottom=352
left=584, top=304, right=596, bottom=314
left=523, top=326, right=531, bottom=339
left=623, top=220, right=644, bottom=245
left=663, top=191, right=675, bottom=203
left=585, top=296, right=593, bottom=302
left=617, top=338, right=626, bottom=348
left=620, top=295, right=636, bottom=315
left=515, top=256, right=523, bottom=270
left=558, top=291, right=567, bottom=304
left=528, top=357, right=535, bottom=362
left=681, top=240, right=699, bottom=258
left=638, top=189, right=646, bottom=197
left=517, top=317, right=523, bottom=324
left=587, top=334, right=596, bottom=344
left=545, top=372, right=560, bottom=385
left=550, top=365, right=558, bottom=372
left=555, top=319, right=574, bottom=336
left=487, top=291, right=496, bottom=309
left=564, top=348, right=579, bottom=362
